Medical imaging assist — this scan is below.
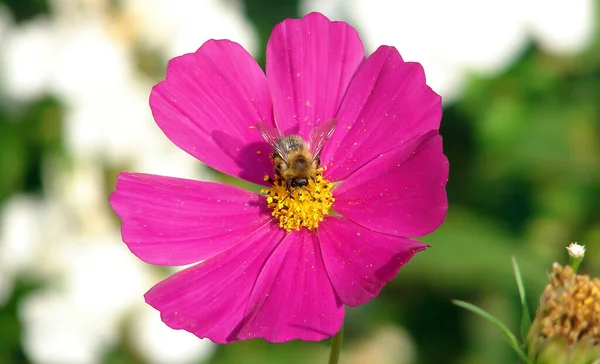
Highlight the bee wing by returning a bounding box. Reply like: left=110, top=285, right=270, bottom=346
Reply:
left=308, top=118, right=337, bottom=160
left=256, top=121, right=289, bottom=163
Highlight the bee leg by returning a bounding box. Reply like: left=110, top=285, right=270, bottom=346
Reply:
left=300, top=186, right=315, bottom=199
left=274, top=163, right=286, bottom=178
left=314, top=156, right=322, bottom=168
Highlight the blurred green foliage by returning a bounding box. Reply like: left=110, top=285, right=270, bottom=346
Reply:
left=0, top=97, right=64, bottom=203
left=0, top=0, right=48, bottom=23
left=0, top=279, right=37, bottom=364
left=0, top=0, right=599, bottom=364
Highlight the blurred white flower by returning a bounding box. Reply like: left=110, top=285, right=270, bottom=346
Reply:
left=1, top=1, right=254, bottom=180
left=0, top=0, right=256, bottom=361
left=18, top=229, right=215, bottom=364
left=343, top=325, right=415, bottom=364
left=20, top=290, right=112, bottom=364
left=131, top=305, right=215, bottom=364
left=1, top=12, right=131, bottom=103
left=49, top=19, right=132, bottom=104
left=61, top=236, right=149, bottom=318
left=19, top=234, right=149, bottom=364
left=64, top=79, right=209, bottom=180
left=0, top=16, right=144, bottom=161
left=63, top=77, right=151, bottom=163
left=0, top=196, right=45, bottom=278
left=52, top=161, right=110, bottom=233
left=301, top=0, right=595, bottom=102
left=133, top=133, right=212, bottom=180
left=1, top=17, right=58, bottom=101
left=3, top=183, right=216, bottom=364
left=526, top=0, right=595, bottom=55
left=0, top=195, right=65, bottom=304
left=124, top=0, right=258, bottom=57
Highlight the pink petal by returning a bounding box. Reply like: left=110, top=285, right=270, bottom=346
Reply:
left=322, top=46, right=442, bottom=181
left=151, top=40, right=275, bottom=186
left=266, top=12, right=365, bottom=137
left=333, top=131, right=449, bottom=237
left=109, top=172, right=272, bottom=266
left=319, top=216, right=427, bottom=306
left=238, top=229, right=344, bottom=342
left=145, top=222, right=286, bottom=344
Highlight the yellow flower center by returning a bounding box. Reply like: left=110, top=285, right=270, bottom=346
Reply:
left=261, top=168, right=334, bottom=232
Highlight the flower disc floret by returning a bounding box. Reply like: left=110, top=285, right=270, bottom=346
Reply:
left=262, top=169, right=334, bottom=232
left=537, top=263, right=600, bottom=344
left=527, top=263, right=600, bottom=361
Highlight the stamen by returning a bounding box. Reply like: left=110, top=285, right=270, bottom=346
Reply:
left=261, top=168, right=334, bottom=232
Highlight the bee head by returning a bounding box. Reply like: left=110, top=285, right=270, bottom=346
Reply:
left=289, top=178, right=309, bottom=188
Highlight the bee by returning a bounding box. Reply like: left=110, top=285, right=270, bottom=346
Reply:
left=257, top=118, right=337, bottom=190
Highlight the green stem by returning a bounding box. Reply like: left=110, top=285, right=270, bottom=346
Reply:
left=328, top=325, right=344, bottom=364
left=568, top=255, right=583, bottom=274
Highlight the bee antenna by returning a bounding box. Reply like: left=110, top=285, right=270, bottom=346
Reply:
left=280, top=190, right=294, bottom=204
left=279, top=187, right=315, bottom=205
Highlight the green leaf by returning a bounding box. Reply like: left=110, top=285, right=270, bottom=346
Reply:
left=453, top=299, right=531, bottom=364
left=512, top=256, right=532, bottom=342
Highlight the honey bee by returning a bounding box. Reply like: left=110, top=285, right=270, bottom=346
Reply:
left=257, top=118, right=337, bottom=190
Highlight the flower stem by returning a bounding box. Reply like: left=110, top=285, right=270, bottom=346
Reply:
left=568, top=255, right=583, bottom=274
left=328, top=325, right=344, bottom=364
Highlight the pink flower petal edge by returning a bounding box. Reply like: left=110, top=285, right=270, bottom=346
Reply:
left=110, top=172, right=271, bottom=266
left=333, top=131, right=449, bottom=238
left=145, top=222, right=286, bottom=343
left=150, top=39, right=275, bottom=186
left=322, top=46, right=442, bottom=182
left=266, top=12, right=365, bottom=138
left=238, top=229, right=344, bottom=342
left=319, top=216, right=427, bottom=306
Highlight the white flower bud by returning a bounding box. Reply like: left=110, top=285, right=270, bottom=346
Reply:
left=566, top=242, right=585, bottom=259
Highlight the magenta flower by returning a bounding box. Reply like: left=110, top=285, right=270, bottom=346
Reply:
left=110, top=12, right=448, bottom=343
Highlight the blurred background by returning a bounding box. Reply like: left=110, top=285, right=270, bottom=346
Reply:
left=0, top=0, right=598, bottom=363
